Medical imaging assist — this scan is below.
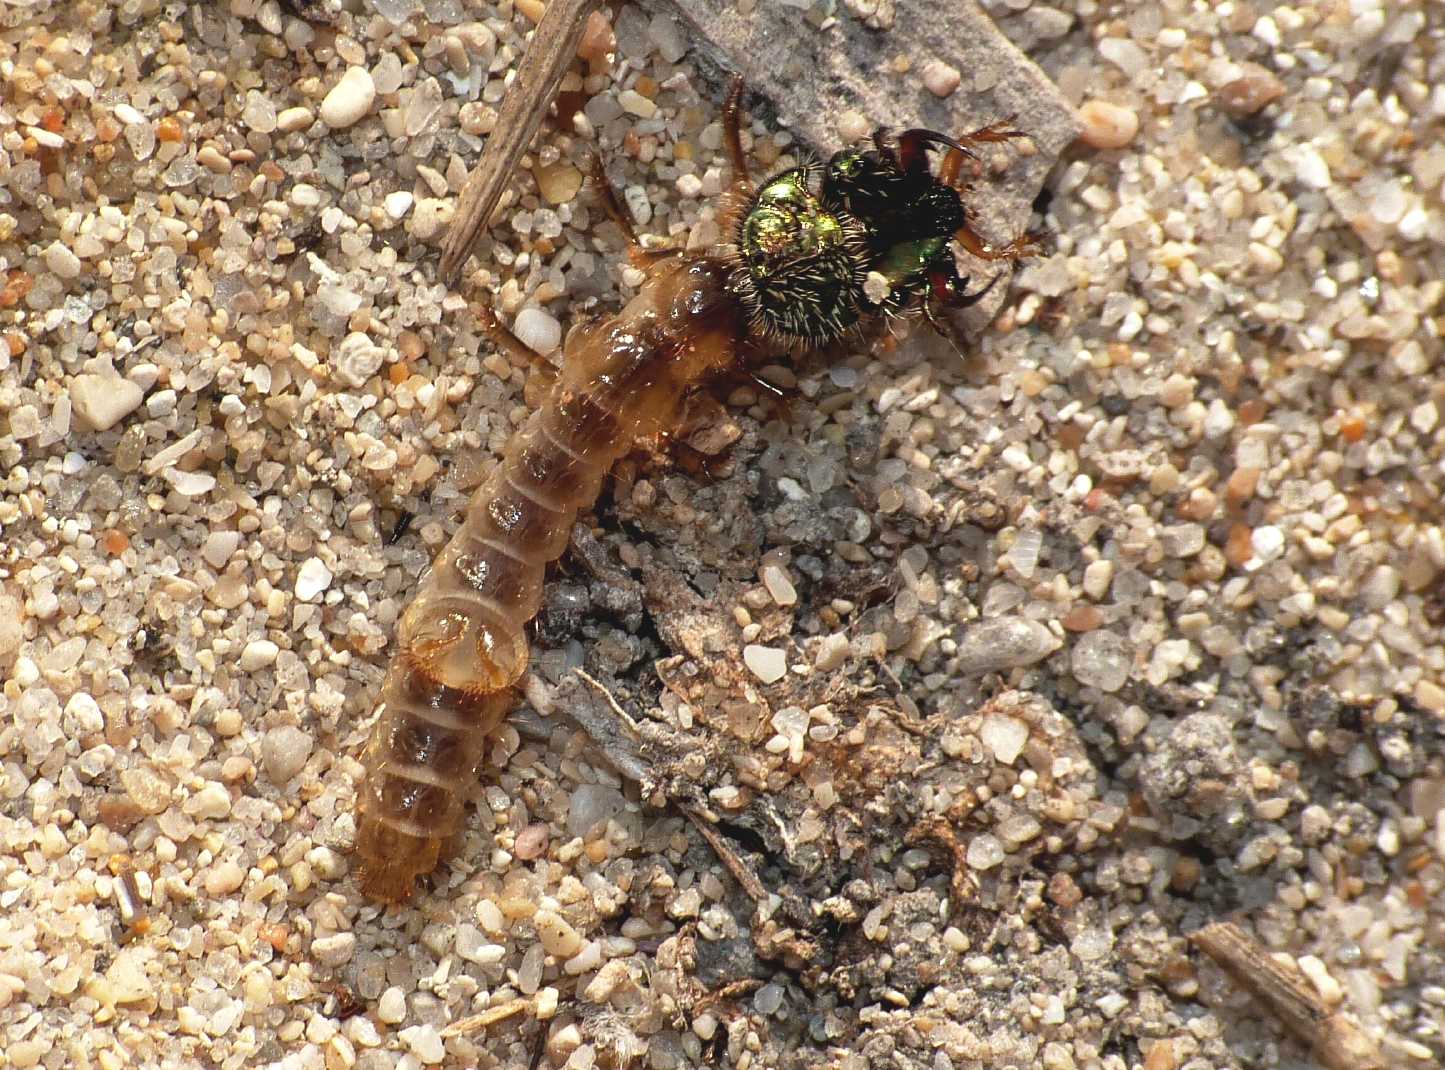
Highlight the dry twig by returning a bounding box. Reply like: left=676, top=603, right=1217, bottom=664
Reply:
left=440, top=997, right=534, bottom=1038
left=439, top=0, right=602, bottom=283
left=1190, top=921, right=1386, bottom=1070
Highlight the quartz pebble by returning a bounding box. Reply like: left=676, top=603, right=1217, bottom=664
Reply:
left=966, top=834, right=1005, bottom=870
left=239, top=639, right=279, bottom=671
left=1071, top=630, right=1132, bottom=692
left=921, top=60, right=961, bottom=98
left=310, top=933, right=356, bottom=966
left=275, top=106, right=314, bottom=132
left=334, top=332, right=386, bottom=388
left=618, top=89, right=657, bottom=119
left=383, top=191, right=414, bottom=219
left=295, top=557, right=333, bottom=601
left=319, top=66, right=376, bottom=129
left=837, top=110, right=869, bottom=142
left=241, top=90, right=277, bottom=133
left=71, top=374, right=144, bottom=431
left=377, top=987, right=407, bottom=1024
left=534, top=910, right=583, bottom=958
left=1078, top=100, right=1139, bottom=149
left=954, top=619, right=1059, bottom=674
left=44, top=240, right=82, bottom=279
left=513, top=307, right=562, bottom=354
left=743, top=644, right=787, bottom=683
left=814, top=633, right=849, bottom=671
left=261, top=725, right=313, bottom=785
left=206, top=860, right=246, bottom=896
left=760, top=564, right=798, bottom=606
left=979, top=713, right=1029, bottom=765
left=399, top=1024, right=445, bottom=1064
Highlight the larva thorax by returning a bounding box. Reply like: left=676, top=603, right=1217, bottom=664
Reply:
left=354, top=256, right=741, bottom=901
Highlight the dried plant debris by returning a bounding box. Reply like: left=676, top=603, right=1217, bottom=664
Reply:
left=2, top=1, right=1444, bottom=1069
left=1191, top=921, right=1387, bottom=1070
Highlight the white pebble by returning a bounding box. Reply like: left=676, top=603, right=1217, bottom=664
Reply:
left=205, top=860, right=246, bottom=896
left=64, top=692, right=104, bottom=733
left=1078, top=100, right=1139, bottom=150
left=383, top=191, right=414, bottom=219
left=320, top=66, right=376, bottom=129
left=377, top=986, right=407, bottom=1024
left=617, top=89, right=657, bottom=118
left=921, top=60, right=961, bottom=98
left=456, top=925, right=506, bottom=965
left=189, top=781, right=232, bottom=820
left=513, top=307, right=561, bottom=355
left=44, top=240, right=82, bottom=280
left=760, top=564, right=797, bottom=607
left=310, top=932, right=356, bottom=967
left=954, top=618, right=1059, bottom=673
left=290, top=183, right=321, bottom=208
left=71, top=374, right=144, bottom=432
left=534, top=909, right=583, bottom=957
left=201, top=530, right=242, bottom=569
left=743, top=644, right=787, bottom=684
left=563, top=940, right=603, bottom=975
left=295, top=557, right=333, bottom=601
left=400, top=1025, right=445, bottom=1065
left=1250, top=525, right=1285, bottom=564
left=979, top=714, right=1029, bottom=765
left=813, top=633, right=849, bottom=672
left=164, top=470, right=216, bottom=497
left=276, top=106, right=314, bottom=133
left=1290, top=144, right=1332, bottom=190
left=241, top=90, right=277, bottom=133
left=837, top=110, right=870, bottom=142
left=675, top=173, right=703, bottom=198
left=262, top=725, right=313, bottom=785
left=1298, top=955, right=1344, bottom=1005
left=864, top=271, right=891, bottom=305
left=966, top=834, right=1004, bottom=870
left=239, top=639, right=279, bottom=671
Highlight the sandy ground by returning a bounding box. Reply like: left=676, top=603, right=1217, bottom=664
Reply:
left=1, top=1, right=1442, bottom=1068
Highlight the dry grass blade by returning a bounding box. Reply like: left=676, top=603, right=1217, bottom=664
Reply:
left=439, top=0, right=602, bottom=284
left=440, top=997, right=534, bottom=1038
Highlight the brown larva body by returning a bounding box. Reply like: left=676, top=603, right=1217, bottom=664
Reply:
left=353, top=74, right=1040, bottom=901
left=354, top=256, right=743, bottom=901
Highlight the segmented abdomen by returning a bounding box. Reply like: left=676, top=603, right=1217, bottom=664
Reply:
left=355, top=255, right=741, bottom=901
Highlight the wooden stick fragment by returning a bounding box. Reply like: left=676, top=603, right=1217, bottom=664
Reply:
left=1190, top=921, right=1386, bottom=1070
left=441, top=997, right=534, bottom=1037
left=439, top=0, right=602, bottom=284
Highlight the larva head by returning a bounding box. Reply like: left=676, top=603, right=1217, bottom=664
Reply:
left=729, top=166, right=869, bottom=347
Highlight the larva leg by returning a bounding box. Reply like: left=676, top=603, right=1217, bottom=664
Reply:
left=477, top=304, right=559, bottom=410
left=721, top=75, right=749, bottom=186
left=715, top=75, right=755, bottom=234
left=586, top=155, right=677, bottom=269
